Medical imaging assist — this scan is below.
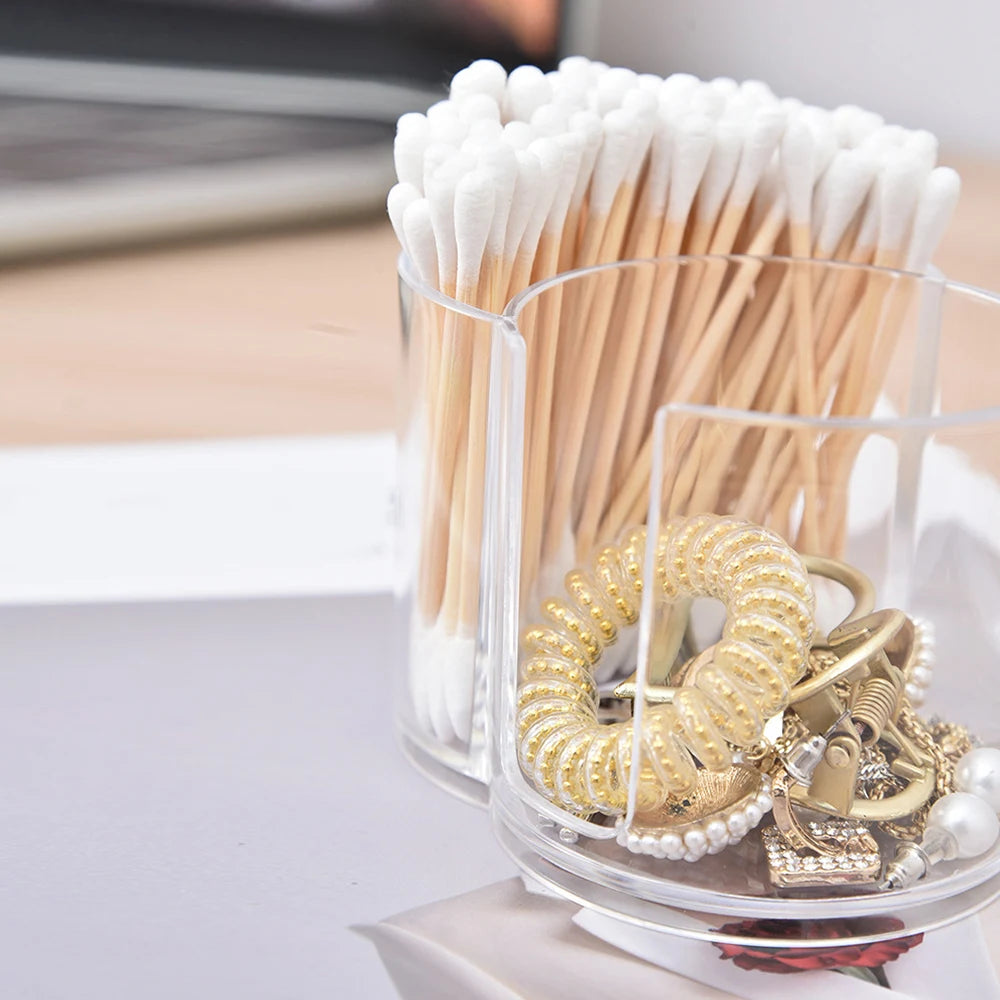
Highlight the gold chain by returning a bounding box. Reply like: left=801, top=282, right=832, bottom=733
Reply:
left=874, top=707, right=973, bottom=840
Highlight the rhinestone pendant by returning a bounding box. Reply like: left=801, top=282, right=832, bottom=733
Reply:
left=762, top=820, right=882, bottom=888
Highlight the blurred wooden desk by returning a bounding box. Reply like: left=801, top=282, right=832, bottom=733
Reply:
left=1, top=155, right=998, bottom=444
left=0, top=222, right=401, bottom=444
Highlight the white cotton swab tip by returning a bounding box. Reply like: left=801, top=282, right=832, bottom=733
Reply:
left=457, top=93, right=501, bottom=126
left=832, top=104, right=884, bottom=147
left=387, top=181, right=421, bottom=251
left=517, top=136, right=561, bottom=257
left=425, top=156, right=470, bottom=286
left=904, top=128, right=939, bottom=173
left=815, top=149, right=878, bottom=253
left=688, top=83, right=727, bottom=120
left=422, top=141, right=458, bottom=196
left=780, top=119, right=818, bottom=225
left=595, top=66, right=639, bottom=114
left=504, top=148, right=542, bottom=258
left=739, top=79, right=777, bottom=105
left=728, top=106, right=785, bottom=205
left=590, top=107, right=641, bottom=214
left=710, top=76, right=739, bottom=98
left=568, top=109, right=603, bottom=207
left=394, top=113, right=430, bottom=191
left=503, top=64, right=552, bottom=122
left=477, top=140, right=518, bottom=259
left=426, top=99, right=460, bottom=126
left=661, top=72, right=700, bottom=103
left=449, top=58, right=507, bottom=105
left=558, top=55, right=595, bottom=85
left=454, top=168, right=496, bottom=291
left=797, top=105, right=838, bottom=177
left=905, top=166, right=961, bottom=272
left=503, top=120, right=534, bottom=150
left=462, top=118, right=504, bottom=148
left=641, top=116, right=673, bottom=217
left=401, top=197, right=439, bottom=286
left=876, top=150, right=929, bottom=252
left=696, top=117, right=744, bottom=221
left=544, top=130, right=584, bottom=233
left=530, top=102, right=570, bottom=137
left=667, top=112, right=715, bottom=221
left=621, top=88, right=658, bottom=181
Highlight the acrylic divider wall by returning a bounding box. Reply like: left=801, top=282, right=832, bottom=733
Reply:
left=395, top=252, right=524, bottom=801
left=491, top=256, right=1000, bottom=942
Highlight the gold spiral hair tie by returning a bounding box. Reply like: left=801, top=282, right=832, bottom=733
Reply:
left=517, top=514, right=816, bottom=822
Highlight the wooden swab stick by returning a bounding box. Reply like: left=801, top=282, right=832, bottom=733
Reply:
left=668, top=107, right=785, bottom=365
left=439, top=171, right=495, bottom=633
left=601, top=195, right=789, bottom=538
left=571, top=109, right=677, bottom=556
left=781, top=120, right=823, bottom=550
left=543, top=105, right=653, bottom=563
left=668, top=117, right=744, bottom=334
left=824, top=166, right=960, bottom=552
left=520, top=134, right=586, bottom=602
left=614, top=112, right=715, bottom=480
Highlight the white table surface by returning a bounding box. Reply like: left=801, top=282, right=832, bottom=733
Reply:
left=0, top=592, right=514, bottom=999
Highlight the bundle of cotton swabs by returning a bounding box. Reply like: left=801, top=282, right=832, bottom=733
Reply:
left=389, top=56, right=960, bottom=747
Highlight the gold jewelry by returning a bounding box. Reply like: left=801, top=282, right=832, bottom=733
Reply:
left=617, top=766, right=772, bottom=862
left=517, top=514, right=815, bottom=817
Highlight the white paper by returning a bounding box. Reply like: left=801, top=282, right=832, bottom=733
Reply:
left=0, top=432, right=395, bottom=603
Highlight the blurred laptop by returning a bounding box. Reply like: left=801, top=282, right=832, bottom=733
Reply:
left=0, top=0, right=572, bottom=260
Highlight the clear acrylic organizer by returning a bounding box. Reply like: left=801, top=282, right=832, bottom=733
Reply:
left=488, top=256, right=1000, bottom=944
left=395, top=252, right=524, bottom=802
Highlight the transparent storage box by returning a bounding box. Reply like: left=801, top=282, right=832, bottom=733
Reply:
left=478, top=256, right=1000, bottom=944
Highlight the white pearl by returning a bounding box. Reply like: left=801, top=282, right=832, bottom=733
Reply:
left=756, top=792, right=774, bottom=813
left=927, top=792, right=1000, bottom=859
left=660, top=832, right=683, bottom=855
left=744, top=803, right=763, bottom=827
left=910, top=665, right=933, bottom=687
left=707, top=841, right=726, bottom=854
left=684, top=829, right=708, bottom=853
left=955, top=747, right=1000, bottom=812
left=640, top=834, right=657, bottom=854
left=627, top=832, right=641, bottom=852
left=705, top=819, right=728, bottom=844
left=727, top=812, right=749, bottom=837
left=905, top=683, right=925, bottom=707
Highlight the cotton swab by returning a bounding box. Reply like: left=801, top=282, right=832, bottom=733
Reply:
left=389, top=58, right=961, bottom=755
left=614, top=111, right=714, bottom=478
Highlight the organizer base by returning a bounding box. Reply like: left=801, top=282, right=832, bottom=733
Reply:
left=491, top=784, right=1000, bottom=946
left=397, top=726, right=489, bottom=808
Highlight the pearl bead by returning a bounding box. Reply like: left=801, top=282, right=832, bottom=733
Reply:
left=660, top=832, right=683, bottom=855
left=684, top=829, right=708, bottom=853
left=727, top=812, right=749, bottom=836
left=756, top=792, right=774, bottom=813
left=909, top=665, right=933, bottom=687
left=744, top=803, right=763, bottom=826
left=705, top=820, right=728, bottom=844
left=955, top=747, right=1000, bottom=812
left=927, top=792, right=1000, bottom=859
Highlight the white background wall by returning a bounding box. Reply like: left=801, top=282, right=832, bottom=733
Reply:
left=583, top=0, right=1000, bottom=157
